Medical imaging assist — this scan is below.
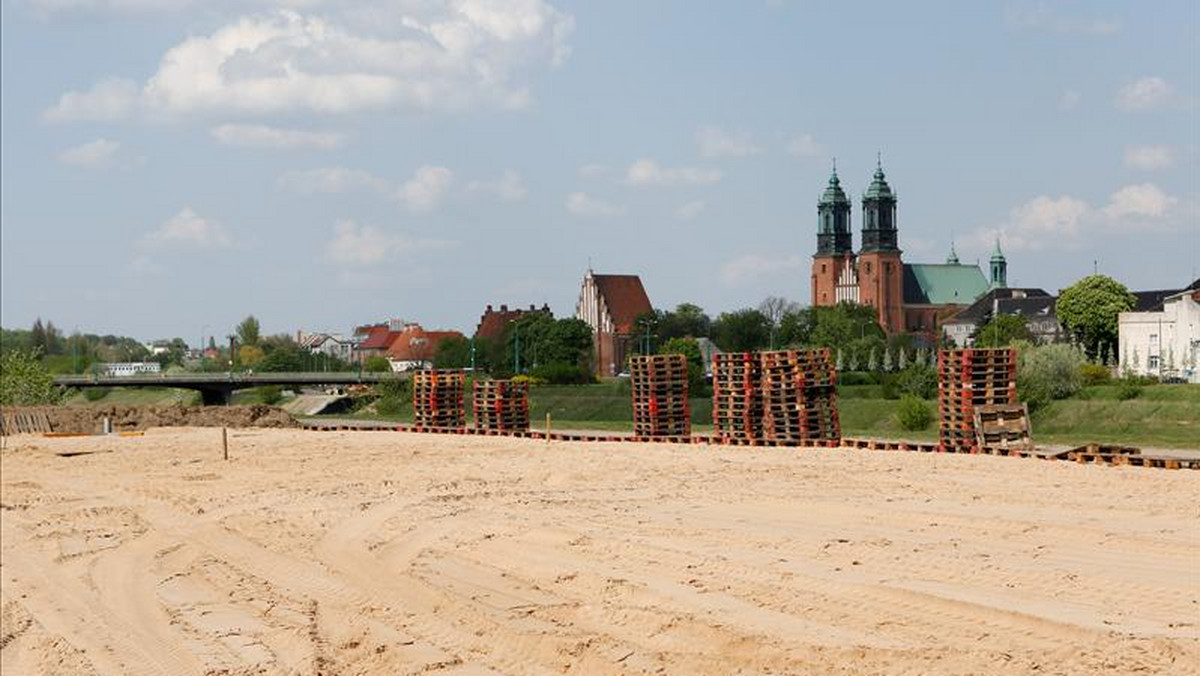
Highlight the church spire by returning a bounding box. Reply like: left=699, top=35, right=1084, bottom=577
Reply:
left=990, top=238, right=1008, bottom=288
left=946, top=240, right=960, bottom=264
left=816, top=160, right=853, bottom=256
left=860, top=155, right=898, bottom=252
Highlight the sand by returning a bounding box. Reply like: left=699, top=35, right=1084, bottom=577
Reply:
left=1, top=429, right=1197, bottom=675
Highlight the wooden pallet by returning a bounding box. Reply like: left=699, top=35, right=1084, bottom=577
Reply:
left=1, top=408, right=54, bottom=435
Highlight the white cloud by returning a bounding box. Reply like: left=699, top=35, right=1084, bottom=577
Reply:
left=396, top=166, right=453, bottom=212
left=1004, top=5, right=1120, bottom=35
left=720, top=253, right=803, bottom=287
left=1115, top=76, right=1174, bottom=112
left=1124, top=145, right=1175, bottom=171
left=211, top=124, right=343, bottom=150
left=786, top=134, right=823, bottom=158
left=969, top=183, right=1180, bottom=253
left=625, top=159, right=721, bottom=187
left=565, top=192, right=623, bottom=218
left=21, top=0, right=197, bottom=15
left=43, top=77, right=138, bottom=122
left=327, top=219, right=451, bottom=266
left=675, top=200, right=706, bottom=221
left=56, top=138, right=120, bottom=168
left=277, top=167, right=390, bottom=194
left=465, top=169, right=527, bottom=202
left=141, top=207, right=232, bottom=249
left=1102, top=183, right=1177, bottom=220
left=696, top=125, right=760, bottom=158
left=43, top=3, right=574, bottom=121
left=1058, top=89, right=1081, bottom=111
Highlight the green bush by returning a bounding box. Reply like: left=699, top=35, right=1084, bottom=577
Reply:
left=363, top=356, right=393, bottom=373
left=0, top=348, right=64, bottom=405
left=1080, top=363, right=1112, bottom=386
left=882, top=364, right=937, bottom=400
left=1116, top=378, right=1143, bottom=401
left=83, top=386, right=111, bottom=402
left=1018, top=344, right=1085, bottom=412
left=256, top=385, right=283, bottom=405
left=837, top=371, right=878, bottom=386
left=529, top=362, right=596, bottom=385
left=896, top=395, right=934, bottom=431
left=376, top=395, right=408, bottom=416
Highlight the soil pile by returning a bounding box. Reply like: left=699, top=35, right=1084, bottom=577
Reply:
left=2, top=405, right=297, bottom=434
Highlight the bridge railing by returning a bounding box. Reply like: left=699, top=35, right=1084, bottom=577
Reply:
left=54, top=372, right=410, bottom=386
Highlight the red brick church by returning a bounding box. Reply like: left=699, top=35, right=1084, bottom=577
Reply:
left=810, top=160, right=1004, bottom=338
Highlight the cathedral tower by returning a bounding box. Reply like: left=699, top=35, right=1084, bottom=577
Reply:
left=856, top=157, right=905, bottom=333
left=811, top=163, right=856, bottom=306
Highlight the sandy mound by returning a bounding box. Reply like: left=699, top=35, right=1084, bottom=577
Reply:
left=3, top=405, right=297, bottom=434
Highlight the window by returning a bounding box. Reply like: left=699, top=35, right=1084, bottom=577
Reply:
left=1148, top=355, right=1160, bottom=369
left=1150, top=333, right=1159, bottom=345
left=865, top=262, right=872, bottom=274
left=821, top=264, right=827, bottom=274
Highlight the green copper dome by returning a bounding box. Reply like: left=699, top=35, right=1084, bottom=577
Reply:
left=990, top=238, right=1006, bottom=262
left=819, top=168, right=850, bottom=206
left=863, top=161, right=894, bottom=201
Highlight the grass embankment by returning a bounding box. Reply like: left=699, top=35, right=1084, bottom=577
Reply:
left=344, top=381, right=1199, bottom=449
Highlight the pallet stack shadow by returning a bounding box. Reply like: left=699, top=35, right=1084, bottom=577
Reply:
left=630, top=354, right=690, bottom=438
left=472, top=379, right=529, bottom=432
left=711, top=352, right=762, bottom=442
left=412, top=369, right=465, bottom=429
left=938, top=348, right=1017, bottom=452
left=759, top=349, right=840, bottom=444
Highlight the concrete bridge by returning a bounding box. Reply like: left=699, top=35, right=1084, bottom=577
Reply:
left=55, top=372, right=409, bottom=405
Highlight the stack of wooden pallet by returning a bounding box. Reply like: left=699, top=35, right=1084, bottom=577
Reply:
left=938, top=347, right=1017, bottom=452
left=711, top=352, right=762, bottom=443
left=759, top=348, right=840, bottom=444
left=412, top=369, right=465, bottom=429
left=472, top=379, right=529, bottom=432
left=630, top=354, right=691, bottom=438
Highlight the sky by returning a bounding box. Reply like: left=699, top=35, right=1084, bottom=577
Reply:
left=2, top=0, right=1197, bottom=345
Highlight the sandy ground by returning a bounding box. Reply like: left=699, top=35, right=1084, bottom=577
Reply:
left=1, top=429, right=1197, bottom=676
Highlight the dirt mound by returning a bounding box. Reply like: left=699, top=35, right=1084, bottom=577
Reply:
left=2, top=405, right=297, bottom=434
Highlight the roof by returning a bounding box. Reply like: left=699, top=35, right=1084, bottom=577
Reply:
left=1132, top=289, right=1181, bottom=312
left=942, top=287, right=1050, bottom=324
left=818, top=169, right=850, bottom=207
left=996, top=296, right=1057, bottom=319
left=592, top=274, right=652, bottom=334
left=863, top=162, right=894, bottom=201
left=903, top=263, right=991, bottom=306
left=474, top=304, right=551, bottom=341
left=358, top=326, right=395, bottom=350
left=387, top=328, right=465, bottom=361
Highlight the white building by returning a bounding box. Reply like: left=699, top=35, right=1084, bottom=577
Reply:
left=104, top=362, right=162, bottom=377
left=1118, top=286, right=1200, bottom=382
left=297, top=331, right=353, bottom=360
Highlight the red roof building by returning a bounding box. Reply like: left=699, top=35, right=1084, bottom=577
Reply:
left=575, top=269, right=653, bottom=376
left=386, top=325, right=464, bottom=368
left=473, top=303, right=552, bottom=341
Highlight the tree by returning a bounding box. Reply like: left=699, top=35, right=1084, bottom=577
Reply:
left=882, top=346, right=893, bottom=372
left=758, top=296, right=800, bottom=349
left=867, top=346, right=878, bottom=371
left=238, top=345, right=265, bottom=368
left=835, top=348, right=844, bottom=371
left=662, top=303, right=712, bottom=340
left=434, top=336, right=473, bottom=369
left=973, top=314, right=1033, bottom=348
left=236, top=315, right=262, bottom=346
left=30, top=319, right=47, bottom=355
left=898, top=348, right=908, bottom=370
left=712, top=309, right=772, bottom=352
left=660, top=336, right=708, bottom=397
left=1057, top=275, right=1136, bottom=362
left=363, top=355, right=393, bottom=373
left=777, top=307, right=814, bottom=346
left=807, top=303, right=884, bottom=350
left=0, top=348, right=64, bottom=405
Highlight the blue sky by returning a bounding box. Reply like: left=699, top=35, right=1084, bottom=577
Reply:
left=2, top=0, right=1197, bottom=343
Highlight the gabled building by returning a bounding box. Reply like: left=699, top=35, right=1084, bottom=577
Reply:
left=386, top=325, right=465, bottom=372
left=474, top=303, right=552, bottom=342
left=942, top=287, right=1053, bottom=347
left=576, top=269, right=653, bottom=377
left=810, top=159, right=1006, bottom=341
left=1119, top=280, right=1200, bottom=382
left=297, top=331, right=353, bottom=360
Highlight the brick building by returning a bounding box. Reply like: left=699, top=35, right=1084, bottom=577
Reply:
left=810, top=160, right=1003, bottom=340
left=575, top=269, right=653, bottom=377
left=473, top=303, right=552, bottom=342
